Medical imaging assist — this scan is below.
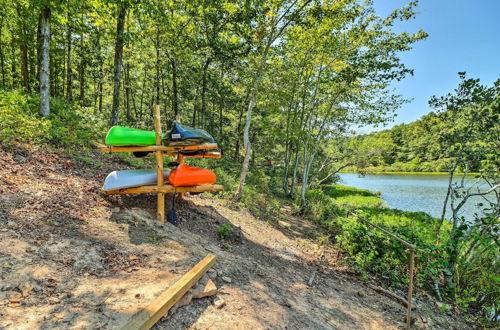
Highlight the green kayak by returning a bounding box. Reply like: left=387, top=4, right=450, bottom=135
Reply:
left=105, top=126, right=164, bottom=146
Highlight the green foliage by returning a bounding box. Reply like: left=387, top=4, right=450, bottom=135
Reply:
left=0, top=89, right=103, bottom=148
left=216, top=223, right=233, bottom=240
left=349, top=75, right=499, bottom=173
left=305, top=184, right=449, bottom=287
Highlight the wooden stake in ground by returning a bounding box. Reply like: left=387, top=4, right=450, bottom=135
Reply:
left=122, top=254, right=217, bottom=330
left=153, top=104, right=164, bottom=222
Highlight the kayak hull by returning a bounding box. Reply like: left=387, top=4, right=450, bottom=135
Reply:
left=168, top=164, right=216, bottom=187
left=102, top=169, right=170, bottom=191
left=105, top=126, right=162, bottom=146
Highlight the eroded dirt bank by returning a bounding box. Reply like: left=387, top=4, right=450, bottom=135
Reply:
left=0, top=144, right=469, bottom=329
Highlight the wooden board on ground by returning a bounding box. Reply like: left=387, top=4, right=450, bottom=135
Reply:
left=122, top=254, right=217, bottom=330
left=102, top=184, right=224, bottom=195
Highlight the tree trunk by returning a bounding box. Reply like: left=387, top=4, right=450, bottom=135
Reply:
left=131, top=88, right=138, bottom=120
left=290, top=146, right=300, bottom=198
left=110, top=4, right=127, bottom=126
left=50, top=52, right=55, bottom=95
left=20, top=33, right=30, bottom=91
left=301, top=149, right=315, bottom=211
left=192, top=103, right=197, bottom=126
left=39, top=7, right=51, bottom=118
left=234, top=39, right=272, bottom=201
left=218, top=69, right=224, bottom=140
left=66, top=13, right=72, bottom=101
left=171, top=58, right=179, bottom=118
left=201, top=57, right=211, bottom=128
left=139, top=64, right=147, bottom=121
left=98, top=66, right=103, bottom=113
left=10, top=33, right=17, bottom=88
left=79, top=32, right=85, bottom=103
left=155, top=27, right=160, bottom=105
left=234, top=90, right=250, bottom=161
left=0, top=17, right=5, bottom=86
left=283, top=105, right=294, bottom=195
left=29, top=32, right=36, bottom=89
left=37, top=13, right=42, bottom=82
left=436, top=164, right=456, bottom=241
left=125, top=62, right=131, bottom=122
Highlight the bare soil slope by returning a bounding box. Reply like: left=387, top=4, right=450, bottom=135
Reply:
left=0, top=144, right=469, bottom=329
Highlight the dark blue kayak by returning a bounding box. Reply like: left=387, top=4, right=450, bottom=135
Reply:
left=166, top=121, right=215, bottom=144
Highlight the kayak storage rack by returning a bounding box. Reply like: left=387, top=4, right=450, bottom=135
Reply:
left=99, top=105, right=223, bottom=222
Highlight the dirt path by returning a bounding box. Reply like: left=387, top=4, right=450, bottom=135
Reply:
left=0, top=144, right=469, bottom=329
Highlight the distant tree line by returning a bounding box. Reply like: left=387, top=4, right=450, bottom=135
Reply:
left=348, top=75, right=499, bottom=173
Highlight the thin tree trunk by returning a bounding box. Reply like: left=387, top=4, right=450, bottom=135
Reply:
left=301, top=149, right=315, bottom=210
left=283, top=105, right=295, bottom=195
left=61, top=43, right=66, bottom=96
left=66, top=13, right=72, bottom=101
left=98, top=78, right=103, bottom=113
left=219, top=99, right=223, bottom=141
left=50, top=53, right=55, bottom=95
left=79, top=32, right=85, bottom=103
left=290, top=146, right=300, bottom=198
left=20, top=30, right=30, bottom=91
left=234, top=89, right=250, bottom=161
left=28, top=32, right=36, bottom=89
left=97, top=57, right=103, bottom=112
left=110, top=4, right=127, bottom=126
left=36, top=14, right=42, bottom=82
left=39, top=7, right=51, bottom=118
left=218, top=68, right=224, bottom=140
left=155, top=27, right=160, bottom=104
left=125, top=62, right=131, bottom=122
left=192, top=103, right=197, bottom=126
left=139, top=64, right=147, bottom=121
left=436, top=164, right=456, bottom=241
left=201, top=57, right=211, bottom=128
left=171, top=58, right=179, bottom=118
left=131, top=88, right=138, bottom=120
left=10, top=34, right=17, bottom=89
left=0, top=17, right=5, bottom=86
left=234, top=37, right=272, bottom=201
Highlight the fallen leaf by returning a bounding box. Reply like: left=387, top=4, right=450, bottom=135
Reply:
left=22, top=286, right=33, bottom=297
left=128, top=255, right=138, bottom=261
left=9, top=293, right=23, bottom=303
left=53, top=312, right=64, bottom=319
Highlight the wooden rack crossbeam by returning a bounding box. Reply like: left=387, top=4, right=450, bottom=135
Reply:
left=99, top=144, right=218, bottom=153
left=103, top=184, right=224, bottom=195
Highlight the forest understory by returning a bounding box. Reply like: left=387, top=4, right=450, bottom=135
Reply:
left=0, top=142, right=471, bottom=329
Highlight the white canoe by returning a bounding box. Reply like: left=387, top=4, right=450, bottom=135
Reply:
left=102, top=169, right=170, bottom=191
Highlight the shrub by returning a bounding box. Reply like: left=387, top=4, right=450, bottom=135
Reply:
left=216, top=223, right=233, bottom=239
left=0, top=89, right=103, bottom=148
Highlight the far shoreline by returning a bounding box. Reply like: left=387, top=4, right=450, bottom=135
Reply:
left=339, top=170, right=479, bottom=176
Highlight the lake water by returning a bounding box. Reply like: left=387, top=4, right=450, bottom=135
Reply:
left=338, top=173, right=488, bottom=220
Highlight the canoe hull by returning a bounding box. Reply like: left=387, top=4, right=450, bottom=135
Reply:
left=102, top=169, right=170, bottom=191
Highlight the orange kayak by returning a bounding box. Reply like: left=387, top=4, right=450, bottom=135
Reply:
left=168, top=164, right=216, bottom=187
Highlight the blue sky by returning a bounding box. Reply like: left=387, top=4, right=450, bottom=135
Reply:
left=365, top=0, right=500, bottom=132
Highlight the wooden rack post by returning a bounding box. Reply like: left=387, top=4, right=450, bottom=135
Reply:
left=153, top=105, right=165, bottom=222
left=175, top=116, right=185, bottom=200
